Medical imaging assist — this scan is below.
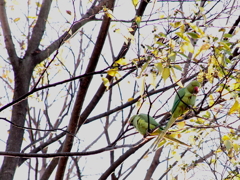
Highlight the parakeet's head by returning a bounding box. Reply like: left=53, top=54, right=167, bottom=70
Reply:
left=128, top=115, right=137, bottom=126
left=186, top=80, right=200, bottom=94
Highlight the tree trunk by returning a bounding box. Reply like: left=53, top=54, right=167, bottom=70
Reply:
left=0, top=60, right=34, bottom=180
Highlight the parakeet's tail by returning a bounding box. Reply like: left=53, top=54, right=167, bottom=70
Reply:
left=149, top=130, right=166, bottom=151
left=149, top=116, right=177, bottom=151
left=164, top=135, right=191, bottom=147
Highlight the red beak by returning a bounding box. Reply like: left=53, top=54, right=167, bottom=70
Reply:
left=194, top=86, right=199, bottom=93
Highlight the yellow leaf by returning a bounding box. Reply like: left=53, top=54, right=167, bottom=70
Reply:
left=132, top=0, right=139, bottom=7
left=222, top=134, right=230, bottom=141
left=170, top=21, right=182, bottom=28
left=177, top=121, right=185, bottom=129
left=36, top=2, right=41, bottom=7
left=138, top=62, right=149, bottom=78
left=27, top=16, right=37, bottom=19
left=103, top=6, right=114, bottom=19
left=135, top=16, right=141, bottom=25
left=106, top=11, right=114, bottom=19
left=172, top=151, right=181, bottom=161
left=208, top=94, right=215, bottom=107
left=128, top=27, right=134, bottom=32
left=195, top=118, right=205, bottom=124
left=206, top=63, right=214, bottom=83
left=154, top=62, right=163, bottom=73
left=197, top=71, right=204, bottom=83
left=170, top=68, right=183, bottom=87
left=101, top=77, right=110, bottom=90
left=139, top=76, right=146, bottom=96
left=215, top=148, right=222, bottom=153
left=149, top=71, right=157, bottom=89
left=188, top=23, right=204, bottom=36
left=201, top=43, right=211, bottom=50
left=115, top=58, right=129, bottom=65
left=127, top=97, right=134, bottom=102
left=114, top=28, right=121, bottom=33
left=14, top=17, right=20, bottom=22
left=107, top=69, right=121, bottom=78
left=169, top=39, right=176, bottom=49
left=159, top=14, right=165, bottom=19
left=193, top=43, right=211, bottom=58
left=176, top=32, right=190, bottom=42
left=228, top=98, right=240, bottom=115
left=233, top=143, right=239, bottom=151
left=157, top=139, right=166, bottom=148
left=180, top=41, right=194, bottom=53
left=162, top=67, right=170, bottom=82
left=189, top=135, right=196, bottom=145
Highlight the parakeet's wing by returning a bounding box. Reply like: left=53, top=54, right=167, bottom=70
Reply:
left=171, top=87, right=186, bottom=114
left=130, top=114, right=158, bottom=135
left=138, top=114, right=159, bottom=127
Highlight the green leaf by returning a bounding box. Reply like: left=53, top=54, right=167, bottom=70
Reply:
left=218, top=41, right=231, bottom=52
left=224, top=140, right=232, bottom=150
left=170, top=21, right=182, bottom=28
left=187, top=32, right=200, bottom=39
left=172, top=64, right=182, bottom=71
left=223, top=33, right=233, bottom=38
left=168, top=52, right=176, bottom=61
left=203, top=111, right=211, bottom=118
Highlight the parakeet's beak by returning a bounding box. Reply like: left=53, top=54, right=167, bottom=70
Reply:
left=194, top=86, right=199, bottom=94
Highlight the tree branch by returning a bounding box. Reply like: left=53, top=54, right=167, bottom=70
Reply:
left=34, top=0, right=109, bottom=65
left=0, top=0, right=18, bottom=65
left=24, top=0, right=53, bottom=58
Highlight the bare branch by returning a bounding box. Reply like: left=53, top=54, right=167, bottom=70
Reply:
left=0, top=0, right=18, bottom=64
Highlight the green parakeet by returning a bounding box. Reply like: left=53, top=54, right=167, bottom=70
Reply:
left=129, top=113, right=191, bottom=147
left=151, top=80, right=200, bottom=150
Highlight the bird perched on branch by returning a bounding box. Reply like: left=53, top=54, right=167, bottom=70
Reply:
left=150, top=80, right=201, bottom=151
left=129, top=113, right=191, bottom=147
